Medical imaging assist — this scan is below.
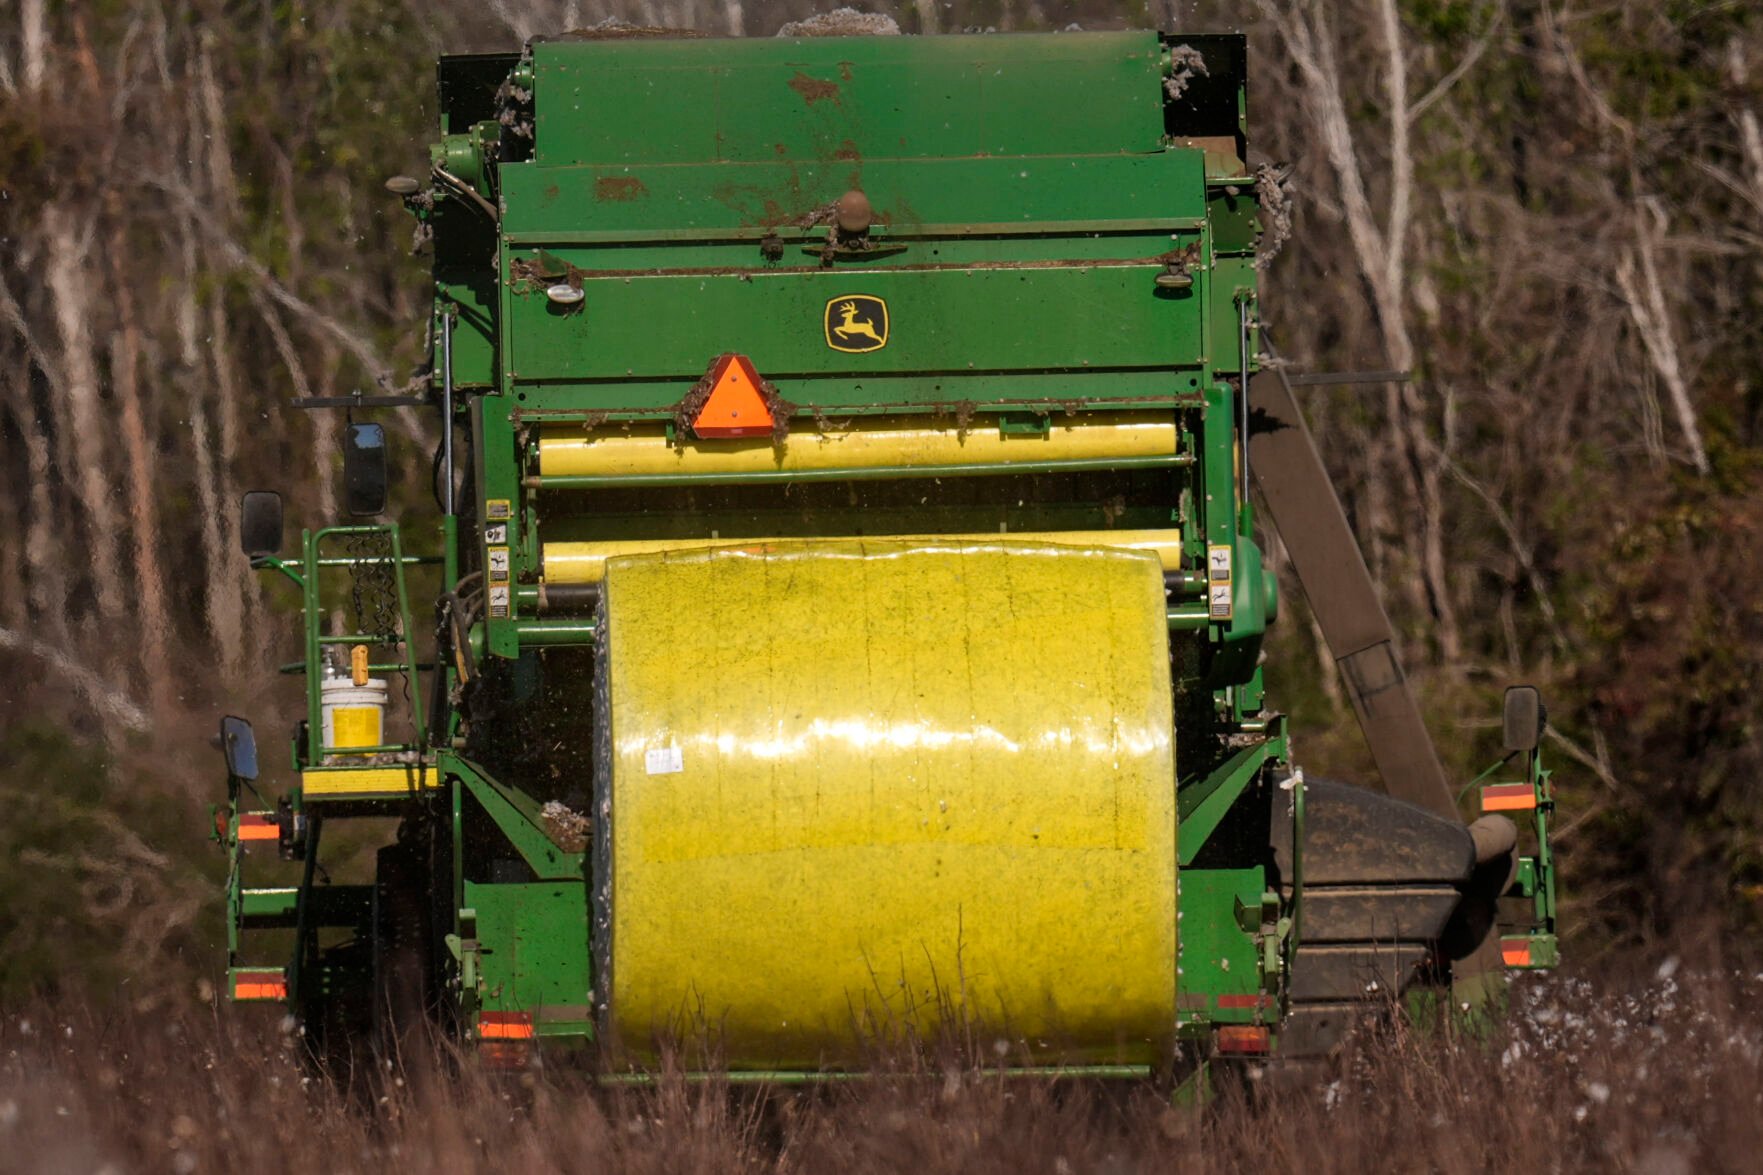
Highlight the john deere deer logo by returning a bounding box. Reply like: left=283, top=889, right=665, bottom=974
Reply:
left=824, top=295, right=889, bottom=353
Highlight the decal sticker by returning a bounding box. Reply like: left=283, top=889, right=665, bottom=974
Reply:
left=488, top=585, right=510, bottom=619
left=824, top=294, right=889, bottom=353
left=484, top=521, right=508, bottom=545
left=485, top=498, right=513, bottom=521
left=487, top=546, right=511, bottom=585
left=1207, top=544, right=1234, bottom=584
left=1209, top=583, right=1234, bottom=622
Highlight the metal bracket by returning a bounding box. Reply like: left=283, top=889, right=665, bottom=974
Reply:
left=291, top=392, right=428, bottom=410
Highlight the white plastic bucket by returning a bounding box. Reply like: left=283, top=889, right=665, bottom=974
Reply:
left=321, top=677, right=389, bottom=754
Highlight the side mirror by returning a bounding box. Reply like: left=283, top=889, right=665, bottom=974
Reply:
left=240, top=491, right=284, bottom=558
left=343, top=422, right=388, bottom=516
left=1503, top=685, right=1545, bottom=754
left=220, top=715, right=259, bottom=781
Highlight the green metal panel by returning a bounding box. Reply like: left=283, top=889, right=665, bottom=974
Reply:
left=500, top=153, right=1207, bottom=239
left=1176, top=868, right=1268, bottom=1021
left=1206, top=185, right=1260, bottom=254
left=530, top=33, right=1166, bottom=168
left=464, top=881, right=592, bottom=1016
left=505, top=264, right=1204, bottom=384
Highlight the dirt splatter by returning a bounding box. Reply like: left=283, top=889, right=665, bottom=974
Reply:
left=540, top=800, right=591, bottom=853
left=776, top=10, right=900, bottom=37
left=509, top=252, right=587, bottom=296
left=594, top=176, right=648, bottom=202
left=788, top=71, right=842, bottom=106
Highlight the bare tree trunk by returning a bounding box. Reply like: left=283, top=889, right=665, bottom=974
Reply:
left=207, top=292, right=261, bottom=676
left=20, top=0, right=47, bottom=93
left=196, top=34, right=241, bottom=225
left=187, top=390, right=236, bottom=676
left=42, top=204, right=131, bottom=636
left=1615, top=200, right=1710, bottom=475
left=0, top=273, right=72, bottom=645
left=20, top=409, right=67, bottom=643
left=311, top=344, right=342, bottom=524
left=172, top=210, right=247, bottom=684
left=105, top=215, right=175, bottom=715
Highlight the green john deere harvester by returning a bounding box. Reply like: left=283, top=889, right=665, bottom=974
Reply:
left=215, top=27, right=1557, bottom=1078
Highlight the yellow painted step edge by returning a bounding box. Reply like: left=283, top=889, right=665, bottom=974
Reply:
left=300, top=766, right=435, bottom=797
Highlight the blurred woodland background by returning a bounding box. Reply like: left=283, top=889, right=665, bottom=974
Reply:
left=1, top=0, right=1761, bottom=1006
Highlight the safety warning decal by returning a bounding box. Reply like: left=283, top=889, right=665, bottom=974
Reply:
left=1207, top=543, right=1234, bottom=621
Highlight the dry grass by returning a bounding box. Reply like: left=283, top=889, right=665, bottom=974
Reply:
left=2, top=966, right=1759, bottom=1174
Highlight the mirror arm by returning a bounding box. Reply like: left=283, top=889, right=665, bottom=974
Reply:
left=1456, top=749, right=1518, bottom=807
left=250, top=555, right=306, bottom=590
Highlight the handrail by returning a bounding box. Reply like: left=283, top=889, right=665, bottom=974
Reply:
left=301, top=525, right=428, bottom=760
left=311, top=554, right=444, bottom=568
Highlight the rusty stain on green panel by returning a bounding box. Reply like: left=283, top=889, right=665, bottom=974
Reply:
left=500, top=153, right=1207, bottom=239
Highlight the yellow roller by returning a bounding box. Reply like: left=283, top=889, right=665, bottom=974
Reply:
left=546, top=529, right=1183, bottom=585
left=597, top=540, right=1178, bottom=1068
left=537, top=413, right=1177, bottom=478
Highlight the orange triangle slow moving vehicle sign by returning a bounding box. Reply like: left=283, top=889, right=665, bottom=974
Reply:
left=691, top=354, right=774, bottom=439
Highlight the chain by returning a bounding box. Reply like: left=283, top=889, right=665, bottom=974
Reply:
left=341, top=528, right=421, bottom=749
left=343, top=529, right=399, bottom=645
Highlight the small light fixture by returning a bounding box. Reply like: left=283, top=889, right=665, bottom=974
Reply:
left=1155, top=264, right=1193, bottom=290
left=546, top=283, right=584, bottom=305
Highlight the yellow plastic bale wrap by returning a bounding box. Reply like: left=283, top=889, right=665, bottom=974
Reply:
left=595, top=540, right=1178, bottom=1068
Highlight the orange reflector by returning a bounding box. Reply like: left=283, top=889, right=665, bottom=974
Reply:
left=691, top=354, right=775, bottom=439
left=479, top=1011, right=535, bottom=1041
left=1216, top=993, right=1275, bottom=1010
left=1481, top=783, right=1537, bottom=812
left=1501, top=937, right=1533, bottom=967
left=237, top=814, right=280, bottom=842
left=232, top=970, right=287, bottom=1001
left=1216, top=1025, right=1271, bottom=1055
